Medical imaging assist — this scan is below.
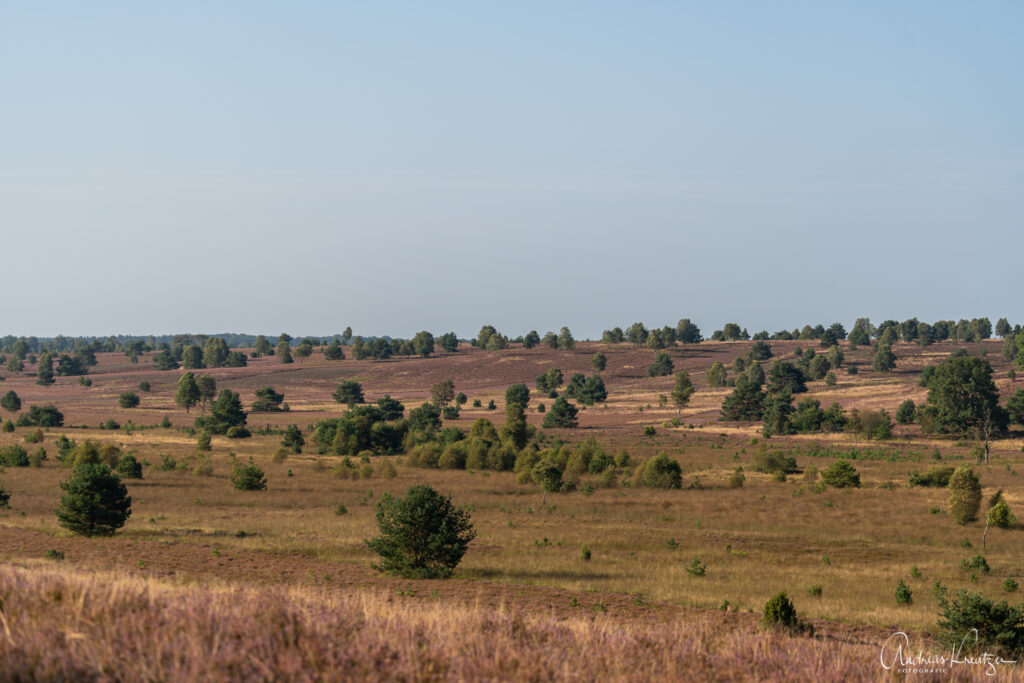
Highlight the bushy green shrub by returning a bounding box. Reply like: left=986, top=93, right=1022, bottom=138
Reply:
left=908, top=466, right=955, bottom=487
left=821, top=460, right=860, bottom=488
left=936, top=589, right=1024, bottom=659
left=55, top=463, right=132, bottom=537
left=895, top=580, right=913, bottom=605
left=752, top=449, right=797, bottom=475
left=0, top=445, right=29, bottom=467
left=761, top=592, right=813, bottom=635
left=365, top=484, right=476, bottom=579
left=948, top=465, right=982, bottom=524
left=115, top=453, right=143, bottom=479
left=231, top=457, right=267, bottom=491
left=641, top=454, right=682, bottom=489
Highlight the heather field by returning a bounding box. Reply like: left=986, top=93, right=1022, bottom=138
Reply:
left=1, top=339, right=1023, bottom=680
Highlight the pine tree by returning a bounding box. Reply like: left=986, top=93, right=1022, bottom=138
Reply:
left=56, top=463, right=132, bottom=537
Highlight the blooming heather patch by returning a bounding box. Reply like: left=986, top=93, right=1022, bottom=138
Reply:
left=0, top=564, right=956, bottom=682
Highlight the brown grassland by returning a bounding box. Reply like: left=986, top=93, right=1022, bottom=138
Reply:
left=1, top=338, right=1023, bottom=680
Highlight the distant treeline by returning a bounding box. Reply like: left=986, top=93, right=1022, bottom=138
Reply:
left=1, top=316, right=1018, bottom=357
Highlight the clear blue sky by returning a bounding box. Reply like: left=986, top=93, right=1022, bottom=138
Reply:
left=2, top=3, right=1021, bottom=339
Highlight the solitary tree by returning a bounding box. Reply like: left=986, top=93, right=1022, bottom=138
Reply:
left=202, top=337, right=230, bottom=368
left=281, top=425, right=305, bottom=453
left=522, top=330, right=540, bottom=349
left=670, top=371, right=695, bottom=419
left=0, top=391, right=20, bottom=413
left=872, top=344, right=897, bottom=372
left=648, top=352, right=674, bottom=377
left=365, top=485, right=475, bottom=579
left=175, top=372, right=201, bottom=413
left=557, top=327, right=575, bottom=350
left=37, top=352, right=55, bottom=386
left=195, top=390, right=247, bottom=435
left=333, top=381, right=365, bottom=406
left=324, top=339, right=345, bottom=360
left=412, top=331, right=435, bottom=357
left=592, top=351, right=607, bottom=373
left=948, top=465, right=982, bottom=525
left=293, top=341, right=314, bottom=361
left=55, top=463, right=132, bottom=537
left=252, top=386, right=286, bottom=412
left=118, top=392, right=140, bottom=409
left=505, top=383, right=530, bottom=408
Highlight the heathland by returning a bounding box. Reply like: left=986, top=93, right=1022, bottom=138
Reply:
left=1, top=330, right=1023, bottom=680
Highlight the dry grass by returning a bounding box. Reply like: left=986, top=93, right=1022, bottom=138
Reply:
left=1, top=339, right=1023, bottom=678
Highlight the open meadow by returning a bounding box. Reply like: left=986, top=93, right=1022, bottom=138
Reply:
left=1, top=337, right=1023, bottom=680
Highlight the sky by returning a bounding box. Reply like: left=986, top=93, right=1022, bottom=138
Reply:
left=2, top=2, right=1021, bottom=339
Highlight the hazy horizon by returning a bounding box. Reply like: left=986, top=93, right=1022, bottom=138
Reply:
left=3, top=3, right=1021, bottom=339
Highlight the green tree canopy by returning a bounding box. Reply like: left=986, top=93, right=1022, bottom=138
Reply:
left=174, top=372, right=201, bottom=413
left=332, top=380, right=365, bottom=406
left=365, top=484, right=476, bottom=579
left=56, top=463, right=132, bottom=537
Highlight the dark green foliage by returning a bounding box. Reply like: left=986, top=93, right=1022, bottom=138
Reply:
left=872, top=344, right=897, bottom=372
left=895, top=580, right=913, bottom=606
left=761, top=592, right=812, bottom=635
left=790, top=398, right=824, bottom=433
left=366, top=484, right=476, bottom=579
left=55, top=354, right=88, bottom=376
left=591, top=351, right=607, bottom=372
left=557, top=327, right=575, bottom=349
left=282, top=425, right=305, bottom=453
left=761, top=391, right=795, bottom=437
left=720, top=377, right=765, bottom=421
left=118, top=392, right=140, bottom=409
left=36, top=352, right=55, bottom=386
left=225, top=426, right=251, bottom=439
left=313, top=406, right=408, bottom=456
left=641, top=454, right=682, bottom=489
left=376, top=395, right=405, bottom=420
left=411, top=331, right=435, bottom=357
left=55, top=463, right=132, bottom=537
left=648, top=352, right=674, bottom=377
left=138, top=381, right=150, bottom=392
left=1007, top=389, right=1024, bottom=426
left=21, top=404, right=64, bottom=427
left=252, top=386, right=286, bottom=412
left=821, top=460, right=860, bottom=488
left=202, top=337, right=230, bottom=368
left=409, top=402, right=442, bottom=432
left=181, top=345, right=205, bottom=369
left=0, top=486, right=9, bottom=508
left=676, top=319, right=702, bottom=344
left=896, top=399, right=916, bottom=425
left=936, top=589, right=1024, bottom=659
left=748, top=341, right=772, bottom=360
left=332, top=381, right=365, bottom=407
left=1, top=390, right=20, bottom=412
left=926, top=356, right=1006, bottom=437
left=500, top=402, right=530, bottom=449
left=153, top=349, right=179, bottom=370
left=323, top=339, right=345, bottom=360
left=542, top=396, right=578, bottom=428
left=565, top=374, right=607, bottom=405
left=535, top=368, right=563, bottom=393
left=0, top=445, right=29, bottom=467
left=231, top=457, right=267, bottom=491
left=504, top=383, right=530, bottom=409
left=194, top=390, right=247, bottom=435
left=766, top=361, right=806, bottom=395
left=437, top=332, right=459, bottom=352
left=115, top=453, right=143, bottom=479
left=909, top=466, right=955, bottom=487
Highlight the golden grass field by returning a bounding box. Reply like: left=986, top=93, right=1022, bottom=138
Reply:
left=1, top=338, right=1022, bottom=679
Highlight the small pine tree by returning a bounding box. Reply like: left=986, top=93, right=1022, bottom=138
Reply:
left=55, top=463, right=132, bottom=537
left=231, top=457, right=267, bottom=491
left=365, top=484, right=476, bottom=579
